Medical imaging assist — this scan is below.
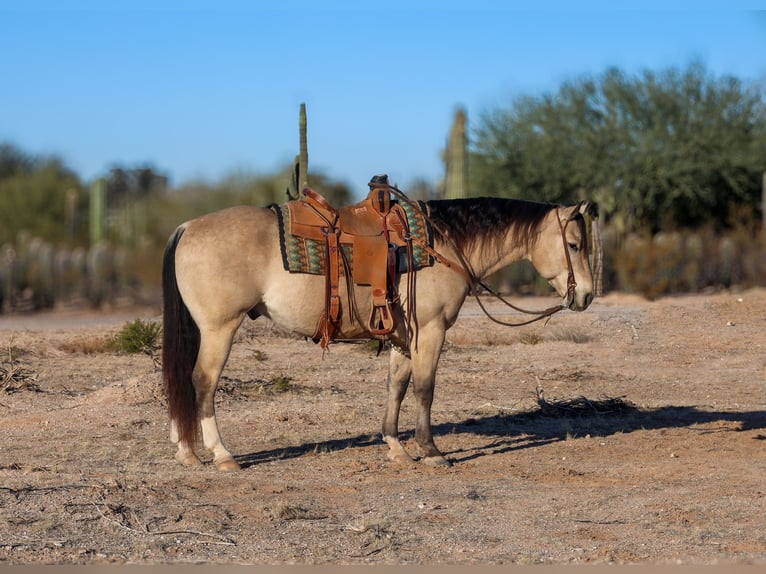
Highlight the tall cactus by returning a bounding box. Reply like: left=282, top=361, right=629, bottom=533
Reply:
left=66, top=187, right=78, bottom=241
left=299, top=102, right=308, bottom=189
left=444, top=107, right=468, bottom=199
left=287, top=102, right=309, bottom=200
left=90, top=178, right=107, bottom=245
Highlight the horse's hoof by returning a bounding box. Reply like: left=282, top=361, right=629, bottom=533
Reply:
left=383, top=436, right=415, bottom=465
left=215, top=458, right=241, bottom=472
left=422, top=455, right=452, bottom=467
left=176, top=452, right=202, bottom=466
left=387, top=450, right=415, bottom=465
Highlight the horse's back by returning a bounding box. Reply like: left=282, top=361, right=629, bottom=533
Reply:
left=173, top=206, right=281, bottom=323
left=177, top=205, right=279, bottom=266
left=181, top=204, right=277, bottom=245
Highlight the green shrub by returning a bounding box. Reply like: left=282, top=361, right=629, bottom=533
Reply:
left=113, top=319, right=161, bottom=354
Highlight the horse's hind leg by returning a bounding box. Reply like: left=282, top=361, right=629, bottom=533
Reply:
left=170, top=419, right=201, bottom=466
left=382, top=347, right=414, bottom=464
left=188, top=318, right=243, bottom=471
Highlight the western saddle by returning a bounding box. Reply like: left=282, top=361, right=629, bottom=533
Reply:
left=279, top=175, right=429, bottom=348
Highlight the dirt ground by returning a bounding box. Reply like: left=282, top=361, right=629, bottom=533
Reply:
left=0, top=289, right=764, bottom=566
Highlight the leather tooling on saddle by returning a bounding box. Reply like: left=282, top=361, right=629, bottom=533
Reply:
left=272, top=175, right=434, bottom=348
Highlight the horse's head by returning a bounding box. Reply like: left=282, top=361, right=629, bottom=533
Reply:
left=528, top=201, right=600, bottom=312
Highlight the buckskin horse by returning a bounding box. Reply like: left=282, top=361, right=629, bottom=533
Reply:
left=162, top=180, right=600, bottom=471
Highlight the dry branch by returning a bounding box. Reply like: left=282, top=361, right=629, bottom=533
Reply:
left=92, top=499, right=236, bottom=545
left=535, top=386, right=636, bottom=417
left=1, top=338, right=40, bottom=393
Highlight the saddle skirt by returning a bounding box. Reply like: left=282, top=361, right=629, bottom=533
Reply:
left=272, top=177, right=434, bottom=347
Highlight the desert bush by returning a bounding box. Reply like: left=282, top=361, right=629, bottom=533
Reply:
left=112, top=319, right=161, bottom=354
left=611, top=226, right=765, bottom=299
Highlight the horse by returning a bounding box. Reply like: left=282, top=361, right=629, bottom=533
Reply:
left=162, top=192, right=599, bottom=471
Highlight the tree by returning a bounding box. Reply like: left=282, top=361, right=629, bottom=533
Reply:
left=0, top=144, right=85, bottom=245
left=0, top=143, right=33, bottom=179
left=470, top=62, right=766, bottom=233
left=106, top=165, right=168, bottom=206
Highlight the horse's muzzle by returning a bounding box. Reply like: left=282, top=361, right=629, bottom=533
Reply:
left=568, top=291, right=594, bottom=311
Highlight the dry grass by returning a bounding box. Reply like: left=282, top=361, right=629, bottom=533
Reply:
left=449, top=323, right=592, bottom=347
left=519, top=332, right=544, bottom=345
left=55, top=319, right=162, bottom=369
left=1, top=338, right=40, bottom=393
left=217, top=374, right=299, bottom=400
left=447, top=325, right=519, bottom=347
left=263, top=502, right=326, bottom=522
left=546, top=325, right=592, bottom=343
left=57, top=334, right=117, bottom=354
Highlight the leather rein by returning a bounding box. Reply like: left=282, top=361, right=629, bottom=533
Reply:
left=382, top=183, right=581, bottom=328
left=472, top=208, right=578, bottom=327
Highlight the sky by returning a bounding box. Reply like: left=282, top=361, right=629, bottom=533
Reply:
left=2, top=1, right=765, bottom=198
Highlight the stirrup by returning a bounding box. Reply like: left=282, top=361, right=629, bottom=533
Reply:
left=368, top=289, right=395, bottom=335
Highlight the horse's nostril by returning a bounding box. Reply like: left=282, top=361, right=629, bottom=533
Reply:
left=584, top=293, right=594, bottom=309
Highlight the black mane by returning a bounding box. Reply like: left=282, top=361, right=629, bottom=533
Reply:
left=424, top=197, right=557, bottom=255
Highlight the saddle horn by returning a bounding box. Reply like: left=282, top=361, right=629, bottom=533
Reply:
left=368, top=174, right=393, bottom=215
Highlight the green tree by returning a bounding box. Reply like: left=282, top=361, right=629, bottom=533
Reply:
left=106, top=165, right=168, bottom=207
left=471, top=62, right=766, bottom=233
left=0, top=144, right=85, bottom=244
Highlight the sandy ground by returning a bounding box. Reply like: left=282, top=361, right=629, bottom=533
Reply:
left=0, top=289, right=764, bottom=565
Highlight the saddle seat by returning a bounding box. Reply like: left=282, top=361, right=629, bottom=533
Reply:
left=283, top=176, right=422, bottom=348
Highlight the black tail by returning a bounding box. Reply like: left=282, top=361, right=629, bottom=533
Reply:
left=162, top=225, right=200, bottom=448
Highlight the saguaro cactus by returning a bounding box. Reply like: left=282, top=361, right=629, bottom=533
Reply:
left=287, top=103, right=309, bottom=200
left=444, top=107, right=468, bottom=199
left=299, top=102, right=308, bottom=189
left=66, top=187, right=78, bottom=241
left=90, top=178, right=107, bottom=245
left=27, top=238, right=55, bottom=310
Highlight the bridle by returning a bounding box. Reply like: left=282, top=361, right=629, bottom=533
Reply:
left=471, top=206, right=580, bottom=327
left=383, top=183, right=594, bottom=327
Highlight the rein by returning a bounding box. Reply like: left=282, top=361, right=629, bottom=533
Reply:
left=472, top=208, right=577, bottom=327
left=379, top=182, right=585, bottom=328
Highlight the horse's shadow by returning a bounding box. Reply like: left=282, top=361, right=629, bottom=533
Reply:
left=235, top=400, right=766, bottom=469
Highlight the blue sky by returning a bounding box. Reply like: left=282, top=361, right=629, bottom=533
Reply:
left=2, top=2, right=765, bottom=198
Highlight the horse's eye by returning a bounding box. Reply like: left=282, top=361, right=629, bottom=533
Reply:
left=568, top=242, right=579, bottom=252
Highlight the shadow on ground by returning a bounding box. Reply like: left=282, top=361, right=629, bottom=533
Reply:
left=235, top=398, right=766, bottom=469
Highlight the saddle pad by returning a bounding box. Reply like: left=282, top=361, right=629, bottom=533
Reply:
left=271, top=199, right=434, bottom=276
left=398, top=198, right=434, bottom=269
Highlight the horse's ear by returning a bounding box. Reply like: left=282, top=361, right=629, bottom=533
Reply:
left=577, top=201, right=599, bottom=220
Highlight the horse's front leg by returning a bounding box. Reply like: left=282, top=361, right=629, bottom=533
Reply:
left=410, top=325, right=451, bottom=467
left=382, top=347, right=414, bottom=464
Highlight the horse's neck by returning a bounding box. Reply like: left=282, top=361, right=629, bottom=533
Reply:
left=455, top=234, right=528, bottom=281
